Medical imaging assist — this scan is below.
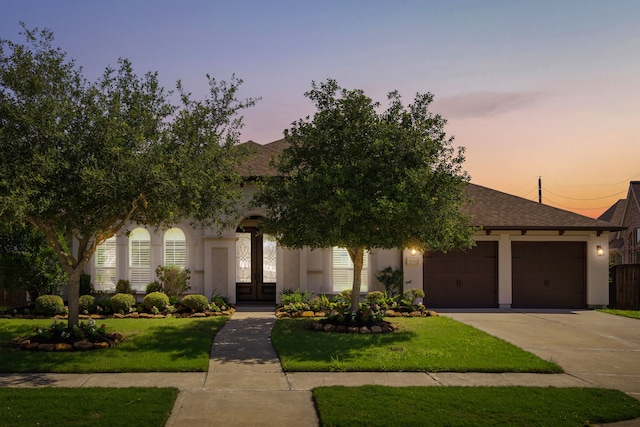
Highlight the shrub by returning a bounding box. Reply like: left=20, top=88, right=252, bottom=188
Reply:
left=115, top=279, right=135, bottom=295
left=146, top=281, right=163, bottom=294
left=375, top=266, right=407, bottom=296
left=309, top=294, right=332, bottom=312
left=180, top=294, right=210, bottom=312
left=35, top=295, right=65, bottom=316
left=210, top=290, right=229, bottom=310
left=79, top=273, right=93, bottom=296
left=143, top=291, right=169, bottom=311
left=110, top=293, right=136, bottom=314
left=95, top=297, right=112, bottom=314
left=364, top=291, right=385, bottom=306
left=155, top=265, right=190, bottom=298
left=401, top=288, right=425, bottom=307
left=79, top=294, right=96, bottom=314
left=280, top=289, right=313, bottom=305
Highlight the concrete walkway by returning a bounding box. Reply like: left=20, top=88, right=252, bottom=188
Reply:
left=1, top=307, right=639, bottom=426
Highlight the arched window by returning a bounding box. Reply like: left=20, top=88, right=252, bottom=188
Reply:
left=164, top=228, right=186, bottom=267
left=95, top=236, right=117, bottom=291
left=332, top=247, right=368, bottom=292
left=129, top=228, right=151, bottom=291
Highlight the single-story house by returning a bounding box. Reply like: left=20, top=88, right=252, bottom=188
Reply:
left=86, top=139, right=623, bottom=309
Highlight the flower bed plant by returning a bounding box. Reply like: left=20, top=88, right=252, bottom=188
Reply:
left=276, top=289, right=434, bottom=319
left=15, top=318, right=123, bottom=351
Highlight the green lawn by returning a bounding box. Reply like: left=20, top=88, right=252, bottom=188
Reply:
left=0, top=387, right=178, bottom=427
left=271, top=317, right=561, bottom=372
left=0, top=317, right=227, bottom=372
left=313, top=385, right=640, bottom=427
left=598, top=309, right=640, bottom=319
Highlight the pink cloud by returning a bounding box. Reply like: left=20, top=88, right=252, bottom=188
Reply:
left=434, top=91, right=543, bottom=118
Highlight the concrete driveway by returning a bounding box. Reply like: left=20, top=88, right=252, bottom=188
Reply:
left=442, top=309, right=640, bottom=399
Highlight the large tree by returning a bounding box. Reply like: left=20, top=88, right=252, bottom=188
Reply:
left=256, top=79, right=475, bottom=312
left=0, top=24, right=256, bottom=326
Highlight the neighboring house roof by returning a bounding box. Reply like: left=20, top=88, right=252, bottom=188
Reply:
left=241, top=139, right=624, bottom=234
left=598, top=199, right=626, bottom=225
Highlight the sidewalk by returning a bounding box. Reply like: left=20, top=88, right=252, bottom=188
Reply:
left=0, top=308, right=638, bottom=426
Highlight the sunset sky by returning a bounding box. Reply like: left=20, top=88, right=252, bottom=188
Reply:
left=2, top=0, right=639, bottom=218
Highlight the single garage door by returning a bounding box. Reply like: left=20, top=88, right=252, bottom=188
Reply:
left=512, top=241, right=586, bottom=309
left=423, top=241, right=498, bottom=308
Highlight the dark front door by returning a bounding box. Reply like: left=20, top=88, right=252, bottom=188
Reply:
left=236, top=227, right=276, bottom=302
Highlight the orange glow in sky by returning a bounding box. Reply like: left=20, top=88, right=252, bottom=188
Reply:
left=3, top=1, right=639, bottom=219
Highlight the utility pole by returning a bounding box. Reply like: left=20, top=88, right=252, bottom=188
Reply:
left=538, top=176, right=542, bottom=203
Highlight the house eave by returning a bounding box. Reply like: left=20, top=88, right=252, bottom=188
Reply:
left=481, top=225, right=626, bottom=236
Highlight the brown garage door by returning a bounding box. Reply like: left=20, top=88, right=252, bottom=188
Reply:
left=423, top=241, right=498, bottom=308
left=512, top=241, right=586, bottom=309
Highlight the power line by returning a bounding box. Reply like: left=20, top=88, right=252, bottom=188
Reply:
left=542, top=195, right=617, bottom=212
left=542, top=173, right=640, bottom=188
left=542, top=187, right=627, bottom=201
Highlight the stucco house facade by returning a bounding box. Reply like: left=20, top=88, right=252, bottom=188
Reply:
left=87, top=139, right=622, bottom=309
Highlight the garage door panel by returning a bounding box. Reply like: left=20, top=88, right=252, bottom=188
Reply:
left=512, top=242, right=586, bottom=309
left=423, top=242, right=498, bottom=308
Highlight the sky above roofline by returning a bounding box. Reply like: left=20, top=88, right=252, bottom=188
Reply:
left=2, top=0, right=639, bottom=218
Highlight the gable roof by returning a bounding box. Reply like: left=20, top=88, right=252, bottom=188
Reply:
left=242, top=139, right=624, bottom=233
left=599, top=199, right=626, bottom=225
left=239, top=139, right=289, bottom=177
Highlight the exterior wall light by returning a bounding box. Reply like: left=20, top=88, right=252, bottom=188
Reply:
left=596, top=245, right=605, bottom=257
left=410, top=248, right=417, bottom=256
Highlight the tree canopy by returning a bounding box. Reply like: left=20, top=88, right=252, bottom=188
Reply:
left=256, top=79, right=475, bottom=310
left=0, top=24, right=256, bottom=326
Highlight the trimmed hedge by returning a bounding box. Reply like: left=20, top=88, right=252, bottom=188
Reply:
left=143, top=292, right=169, bottom=311
left=110, top=293, right=136, bottom=314
left=79, top=294, right=96, bottom=314
left=181, top=294, right=210, bottom=312
left=35, top=295, right=65, bottom=316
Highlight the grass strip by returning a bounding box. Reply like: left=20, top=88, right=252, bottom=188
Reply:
left=598, top=309, right=640, bottom=319
left=0, top=317, right=227, bottom=372
left=313, top=385, right=640, bottom=427
left=272, top=317, right=561, bottom=372
left=0, top=387, right=178, bottom=427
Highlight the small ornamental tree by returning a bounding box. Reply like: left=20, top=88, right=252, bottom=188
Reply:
left=256, top=79, right=476, bottom=313
left=0, top=24, right=256, bottom=327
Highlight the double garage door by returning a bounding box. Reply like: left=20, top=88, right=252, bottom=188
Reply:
left=423, top=241, right=586, bottom=309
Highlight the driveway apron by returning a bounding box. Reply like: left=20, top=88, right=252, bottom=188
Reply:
left=442, top=309, right=640, bottom=399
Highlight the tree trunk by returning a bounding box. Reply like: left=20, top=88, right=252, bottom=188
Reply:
left=347, top=247, right=364, bottom=313
left=66, top=269, right=82, bottom=328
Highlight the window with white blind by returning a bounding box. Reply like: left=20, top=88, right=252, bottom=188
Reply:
left=164, top=228, right=186, bottom=267
left=332, top=247, right=368, bottom=292
left=95, top=236, right=117, bottom=291
left=129, top=228, right=151, bottom=291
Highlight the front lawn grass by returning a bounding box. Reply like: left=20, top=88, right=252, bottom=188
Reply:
left=272, top=317, right=561, bottom=372
left=0, top=387, right=178, bottom=427
left=313, top=385, right=640, bottom=427
left=598, top=309, right=640, bottom=319
left=0, top=317, right=227, bottom=372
